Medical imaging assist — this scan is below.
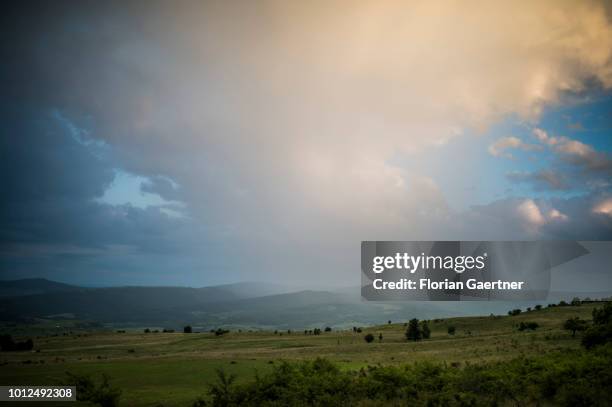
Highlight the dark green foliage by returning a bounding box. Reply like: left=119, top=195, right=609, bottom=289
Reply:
left=421, top=320, right=431, bottom=339
left=535, top=304, right=542, bottom=310
left=508, top=309, right=522, bottom=316
left=405, top=318, right=421, bottom=341
left=518, top=321, right=539, bottom=331
left=65, top=372, right=121, bottom=407
left=313, top=328, right=321, bottom=336
left=0, top=335, right=33, bottom=351
left=378, top=333, right=383, bottom=342
left=447, top=326, right=456, bottom=336
left=582, top=303, right=612, bottom=349
left=215, top=329, right=229, bottom=336
left=563, top=317, right=587, bottom=337
left=571, top=297, right=582, bottom=306
left=364, top=333, right=375, bottom=343
left=209, top=368, right=236, bottom=407
left=202, top=346, right=612, bottom=406
left=592, top=302, right=612, bottom=325
left=184, top=326, right=193, bottom=333
left=324, top=327, right=332, bottom=332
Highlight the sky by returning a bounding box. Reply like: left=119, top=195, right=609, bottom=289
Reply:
left=1, top=0, right=611, bottom=288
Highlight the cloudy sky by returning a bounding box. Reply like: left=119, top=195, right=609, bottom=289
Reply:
left=1, top=0, right=611, bottom=287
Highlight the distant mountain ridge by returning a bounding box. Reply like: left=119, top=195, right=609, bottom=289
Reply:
left=0, top=278, right=83, bottom=297
left=1, top=278, right=610, bottom=330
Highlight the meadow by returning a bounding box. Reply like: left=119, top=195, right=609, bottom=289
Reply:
left=0, top=303, right=603, bottom=406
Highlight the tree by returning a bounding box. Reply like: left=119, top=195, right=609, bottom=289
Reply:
left=447, top=326, right=456, bottom=336
left=378, top=333, right=383, bottom=342
left=388, top=320, right=392, bottom=325
left=571, top=297, right=581, bottom=306
left=564, top=317, right=587, bottom=337
left=324, top=327, right=332, bottom=332
left=405, top=318, right=422, bottom=341
left=535, top=304, right=542, bottom=311
left=508, top=309, right=521, bottom=316
left=364, top=333, right=375, bottom=343
left=184, top=325, right=192, bottom=333
left=313, top=328, right=322, bottom=336
left=421, top=321, right=431, bottom=339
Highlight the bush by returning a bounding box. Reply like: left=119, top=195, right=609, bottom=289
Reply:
left=582, top=303, right=612, bottom=349
left=447, top=326, right=456, bottom=336
left=364, top=333, right=375, bottom=343
left=518, top=322, right=539, bottom=331
left=197, top=347, right=612, bottom=406
left=215, top=328, right=230, bottom=336
left=508, top=309, right=522, bottom=316
left=324, top=327, right=332, bottom=332
left=421, top=321, right=431, bottom=339
left=184, top=326, right=193, bottom=333
left=65, top=373, right=121, bottom=407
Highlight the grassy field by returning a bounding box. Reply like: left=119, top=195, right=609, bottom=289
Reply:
left=0, top=303, right=600, bottom=406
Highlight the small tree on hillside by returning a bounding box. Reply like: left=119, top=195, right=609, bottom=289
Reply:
left=421, top=321, right=431, bottom=339
left=564, top=317, right=587, bottom=337
left=447, top=326, right=456, bottom=336
left=405, top=318, right=422, bottom=341
left=183, top=325, right=192, bottom=333
left=364, top=333, right=375, bottom=343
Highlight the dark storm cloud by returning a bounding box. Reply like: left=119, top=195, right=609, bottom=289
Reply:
left=0, top=106, right=187, bottom=252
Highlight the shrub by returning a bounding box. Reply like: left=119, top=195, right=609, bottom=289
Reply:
left=65, top=373, right=121, bottom=407
left=508, top=309, right=522, bottom=316
left=518, top=322, right=539, bottom=331
left=582, top=303, right=612, bottom=349
left=184, top=326, right=193, bottom=333
left=447, top=326, right=456, bottom=336
left=215, top=328, right=229, bottom=336
left=421, top=321, right=431, bottom=339
left=324, top=327, right=332, bottom=332
left=364, top=333, right=375, bottom=343
left=197, top=347, right=612, bottom=406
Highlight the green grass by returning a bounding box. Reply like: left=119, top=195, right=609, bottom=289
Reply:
left=0, top=303, right=600, bottom=406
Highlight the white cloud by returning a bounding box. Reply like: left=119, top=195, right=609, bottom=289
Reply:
left=548, top=208, right=569, bottom=222
left=488, top=137, right=541, bottom=158
left=516, top=199, right=546, bottom=231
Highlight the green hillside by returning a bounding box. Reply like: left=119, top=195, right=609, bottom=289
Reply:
left=0, top=302, right=607, bottom=406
